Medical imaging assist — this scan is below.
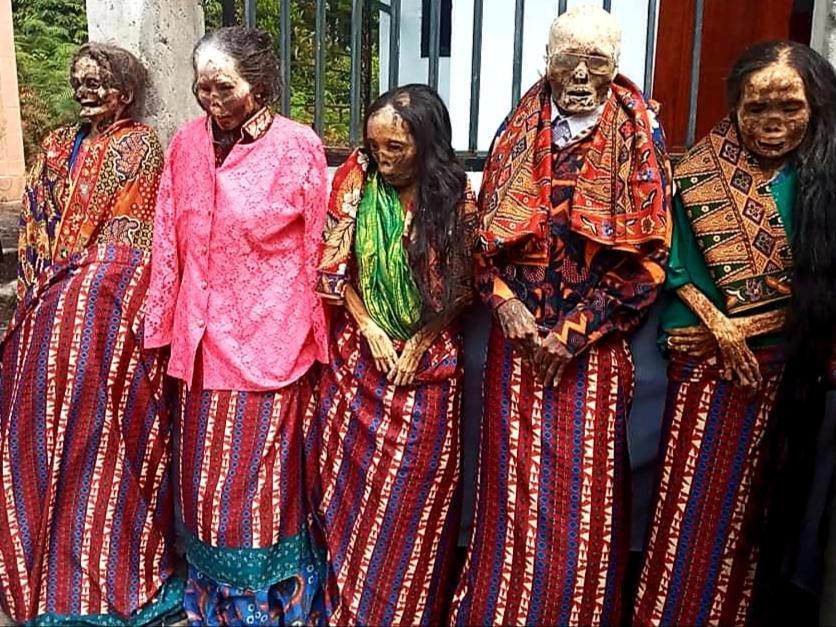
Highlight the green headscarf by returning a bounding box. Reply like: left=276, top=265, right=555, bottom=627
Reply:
left=354, top=172, right=422, bottom=341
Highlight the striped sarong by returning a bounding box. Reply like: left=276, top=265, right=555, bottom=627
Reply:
left=305, top=308, right=462, bottom=625
left=450, top=326, right=634, bottom=627
left=0, top=244, right=177, bottom=623
left=633, top=347, right=784, bottom=627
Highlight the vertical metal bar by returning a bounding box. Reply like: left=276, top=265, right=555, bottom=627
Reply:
left=280, top=0, right=291, bottom=116
left=643, top=0, right=659, bottom=96
left=221, top=0, right=235, bottom=26
left=244, top=0, right=256, bottom=28
left=602, top=0, right=612, bottom=11
left=468, top=0, right=484, bottom=152
left=350, top=0, right=364, bottom=145
left=314, top=0, right=326, bottom=133
left=558, top=0, right=568, bottom=15
left=427, top=0, right=441, bottom=89
left=686, top=0, right=705, bottom=146
left=511, top=0, right=525, bottom=107
left=388, top=0, right=401, bottom=90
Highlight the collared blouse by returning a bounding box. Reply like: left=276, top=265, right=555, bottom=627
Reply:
left=145, top=112, right=329, bottom=391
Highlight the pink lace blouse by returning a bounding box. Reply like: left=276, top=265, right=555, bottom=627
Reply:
left=144, top=115, right=329, bottom=391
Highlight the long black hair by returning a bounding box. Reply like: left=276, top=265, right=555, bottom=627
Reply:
left=728, top=41, right=836, bottom=397
left=363, top=84, right=468, bottom=320
left=729, top=41, right=836, bottom=620
left=192, top=26, right=282, bottom=107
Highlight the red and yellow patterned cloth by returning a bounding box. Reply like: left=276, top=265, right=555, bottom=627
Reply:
left=479, top=75, right=671, bottom=257
left=476, top=76, right=673, bottom=356
left=17, top=119, right=163, bottom=299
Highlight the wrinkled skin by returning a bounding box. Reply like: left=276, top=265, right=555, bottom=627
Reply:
left=71, top=55, right=129, bottom=137
left=675, top=285, right=762, bottom=390
left=546, top=6, right=620, bottom=114
left=366, top=104, right=418, bottom=192
left=496, top=299, right=540, bottom=360
left=194, top=46, right=258, bottom=131
left=736, top=60, right=810, bottom=168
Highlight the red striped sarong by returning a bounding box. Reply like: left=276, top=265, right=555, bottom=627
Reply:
left=305, top=308, right=462, bottom=625
left=0, top=244, right=176, bottom=622
left=633, top=347, right=784, bottom=627
left=450, top=326, right=634, bottom=626
left=176, top=364, right=315, bottom=549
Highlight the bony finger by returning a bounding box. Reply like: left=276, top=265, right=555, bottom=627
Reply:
left=544, top=360, right=560, bottom=388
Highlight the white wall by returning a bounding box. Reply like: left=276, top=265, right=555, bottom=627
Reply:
left=379, top=0, right=657, bottom=153
left=379, top=0, right=451, bottom=102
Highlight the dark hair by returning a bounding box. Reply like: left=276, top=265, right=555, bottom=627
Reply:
left=72, top=42, right=148, bottom=117
left=728, top=42, right=836, bottom=400
left=729, top=41, right=836, bottom=616
left=363, top=84, right=468, bottom=321
left=192, top=26, right=282, bottom=107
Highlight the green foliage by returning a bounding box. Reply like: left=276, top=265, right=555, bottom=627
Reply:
left=12, top=0, right=380, bottom=159
left=12, top=0, right=86, bottom=164
left=204, top=0, right=379, bottom=146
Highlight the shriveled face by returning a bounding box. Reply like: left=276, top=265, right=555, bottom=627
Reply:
left=366, top=104, right=417, bottom=189
left=71, top=55, right=127, bottom=124
left=736, top=61, right=810, bottom=160
left=195, top=47, right=257, bottom=131
left=547, top=6, right=620, bottom=114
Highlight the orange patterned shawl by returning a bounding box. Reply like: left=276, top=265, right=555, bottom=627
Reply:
left=479, top=75, right=671, bottom=257
left=18, top=119, right=163, bottom=298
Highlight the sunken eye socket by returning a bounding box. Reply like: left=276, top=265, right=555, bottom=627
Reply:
left=745, top=103, right=768, bottom=114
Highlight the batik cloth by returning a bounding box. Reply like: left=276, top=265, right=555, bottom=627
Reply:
left=633, top=347, right=785, bottom=627
left=175, top=362, right=321, bottom=580
left=635, top=128, right=796, bottom=626
left=0, top=244, right=179, bottom=624
left=17, top=120, right=162, bottom=299
left=308, top=150, right=477, bottom=625
left=183, top=562, right=323, bottom=626
left=354, top=171, right=422, bottom=340
left=452, top=79, right=672, bottom=626
left=674, top=118, right=793, bottom=314
left=660, top=164, right=795, bottom=349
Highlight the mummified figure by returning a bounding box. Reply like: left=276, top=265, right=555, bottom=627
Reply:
left=634, top=41, right=836, bottom=627
left=145, top=26, right=330, bottom=625
left=0, top=43, right=183, bottom=623
left=450, top=6, right=673, bottom=626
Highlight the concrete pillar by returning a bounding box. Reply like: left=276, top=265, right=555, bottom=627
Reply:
left=0, top=0, right=26, bottom=205
left=86, top=0, right=204, bottom=145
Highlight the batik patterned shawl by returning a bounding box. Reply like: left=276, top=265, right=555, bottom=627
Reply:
left=675, top=118, right=793, bottom=313
left=316, top=149, right=478, bottom=307
left=18, top=119, right=163, bottom=299
left=0, top=244, right=177, bottom=623
left=479, top=75, right=670, bottom=257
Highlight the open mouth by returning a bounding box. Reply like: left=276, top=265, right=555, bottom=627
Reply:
left=757, top=139, right=786, bottom=151
left=566, top=89, right=593, bottom=98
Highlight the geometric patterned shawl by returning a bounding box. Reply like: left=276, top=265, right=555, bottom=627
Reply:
left=675, top=117, right=793, bottom=314
left=479, top=75, right=671, bottom=257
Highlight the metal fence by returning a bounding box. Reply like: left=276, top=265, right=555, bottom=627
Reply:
left=222, top=0, right=711, bottom=158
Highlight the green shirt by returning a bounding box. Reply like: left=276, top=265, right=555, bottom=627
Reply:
left=659, top=165, right=796, bottom=349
